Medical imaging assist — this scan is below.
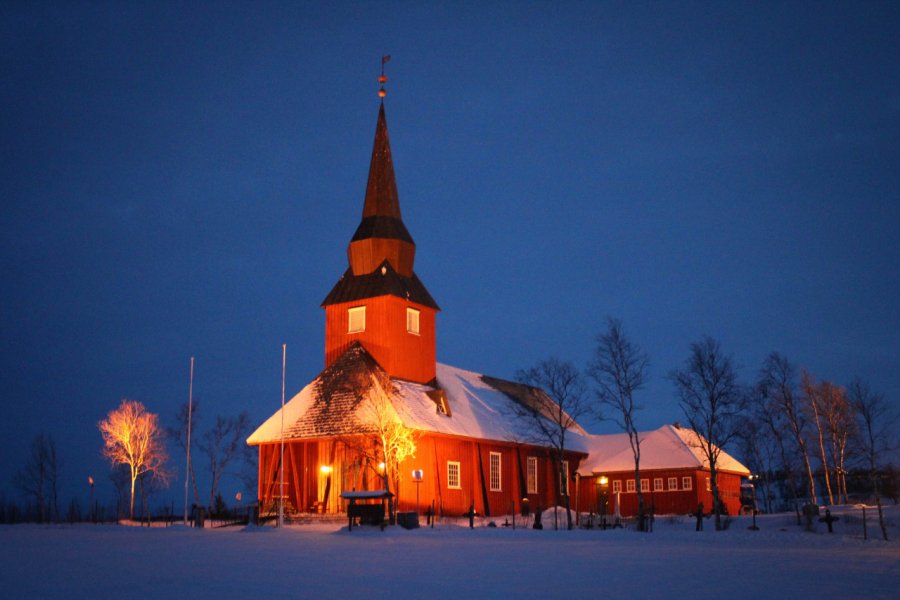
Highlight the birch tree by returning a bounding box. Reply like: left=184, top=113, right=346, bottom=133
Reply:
left=821, top=385, right=854, bottom=504
left=802, top=371, right=835, bottom=505
left=757, top=352, right=817, bottom=505
left=99, top=400, right=169, bottom=519
left=587, top=318, right=649, bottom=530
left=670, top=337, right=746, bottom=531
left=340, top=371, right=418, bottom=523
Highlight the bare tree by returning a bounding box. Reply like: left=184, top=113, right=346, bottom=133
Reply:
left=99, top=399, right=170, bottom=519
left=670, top=337, right=746, bottom=531
left=735, top=412, right=779, bottom=514
left=758, top=352, right=817, bottom=506
left=515, top=358, right=588, bottom=531
left=13, top=433, right=59, bottom=522
left=587, top=317, right=650, bottom=530
left=168, top=401, right=201, bottom=507
left=848, top=379, right=895, bottom=541
left=198, top=412, right=253, bottom=511
left=748, top=382, right=798, bottom=515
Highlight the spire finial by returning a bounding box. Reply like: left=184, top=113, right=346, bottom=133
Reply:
left=378, top=55, right=391, bottom=99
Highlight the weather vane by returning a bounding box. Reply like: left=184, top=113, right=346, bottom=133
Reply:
left=379, top=55, right=391, bottom=99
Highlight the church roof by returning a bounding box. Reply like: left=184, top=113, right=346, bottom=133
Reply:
left=321, top=259, right=439, bottom=309
left=247, top=343, right=589, bottom=448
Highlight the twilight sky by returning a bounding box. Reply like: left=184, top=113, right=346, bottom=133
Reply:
left=2, top=2, right=898, bottom=508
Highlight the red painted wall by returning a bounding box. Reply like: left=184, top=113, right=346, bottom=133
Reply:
left=576, top=468, right=746, bottom=517
left=254, top=433, right=587, bottom=518
left=324, top=297, right=436, bottom=384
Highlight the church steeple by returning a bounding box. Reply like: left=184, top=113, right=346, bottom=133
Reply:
left=321, top=79, right=439, bottom=385
left=348, top=104, right=416, bottom=277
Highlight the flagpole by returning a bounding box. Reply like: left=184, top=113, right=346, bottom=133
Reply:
left=184, top=356, right=194, bottom=525
left=279, top=344, right=286, bottom=528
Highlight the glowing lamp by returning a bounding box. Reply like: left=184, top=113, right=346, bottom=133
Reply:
left=320, top=465, right=333, bottom=474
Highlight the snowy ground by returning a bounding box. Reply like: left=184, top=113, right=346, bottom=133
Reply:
left=1, top=507, right=897, bottom=599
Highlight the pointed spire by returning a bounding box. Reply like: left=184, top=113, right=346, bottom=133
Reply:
left=348, top=103, right=416, bottom=277
left=362, top=104, right=401, bottom=220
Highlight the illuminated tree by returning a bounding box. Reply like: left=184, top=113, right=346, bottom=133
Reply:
left=802, top=372, right=852, bottom=505
left=99, top=399, right=169, bottom=519
left=343, top=372, right=418, bottom=522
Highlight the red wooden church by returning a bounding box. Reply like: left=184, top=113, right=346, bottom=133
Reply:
left=247, top=92, right=748, bottom=520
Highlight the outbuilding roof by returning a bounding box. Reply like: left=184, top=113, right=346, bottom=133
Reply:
left=577, top=424, right=750, bottom=476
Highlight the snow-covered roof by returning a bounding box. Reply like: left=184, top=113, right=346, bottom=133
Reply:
left=247, top=345, right=747, bottom=476
left=247, top=344, right=590, bottom=449
left=576, top=424, right=749, bottom=476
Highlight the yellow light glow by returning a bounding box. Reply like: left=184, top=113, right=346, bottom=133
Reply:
left=320, top=465, right=333, bottom=474
left=378, top=462, right=385, bottom=471
left=598, top=476, right=608, bottom=486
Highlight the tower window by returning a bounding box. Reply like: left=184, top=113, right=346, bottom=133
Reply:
left=406, top=307, right=420, bottom=335
left=348, top=306, right=366, bottom=333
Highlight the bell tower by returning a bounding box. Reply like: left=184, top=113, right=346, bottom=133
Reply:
left=321, top=68, right=439, bottom=384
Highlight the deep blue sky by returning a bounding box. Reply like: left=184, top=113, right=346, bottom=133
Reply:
left=2, top=2, right=898, bottom=509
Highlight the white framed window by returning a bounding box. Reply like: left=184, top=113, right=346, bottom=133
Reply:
left=682, top=476, right=692, bottom=491
left=560, top=461, right=569, bottom=496
left=654, top=478, right=663, bottom=491
left=406, top=307, right=420, bottom=335
left=526, top=457, right=538, bottom=494
left=626, top=479, right=635, bottom=493
left=348, top=306, right=366, bottom=333
left=447, top=461, right=461, bottom=490
left=612, top=480, right=621, bottom=493
left=668, top=477, right=678, bottom=490
left=640, top=479, right=649, bottom=493
left=489, top=452, right=502, bottom=492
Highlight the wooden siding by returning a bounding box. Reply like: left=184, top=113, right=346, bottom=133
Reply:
left=575, top=468, right=745, bottom=517
left=324, top=296, right=436, bottom=383
left=348, top=238, right=416, bottom=278
left=255, top=433, right=587, bottom=517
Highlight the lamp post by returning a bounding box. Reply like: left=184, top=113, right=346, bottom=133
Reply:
left=88, top=476, right=95, bottom=523
left=596, top=475, right=609, bottom=530
left=574, top=473, right=580, bottom=526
